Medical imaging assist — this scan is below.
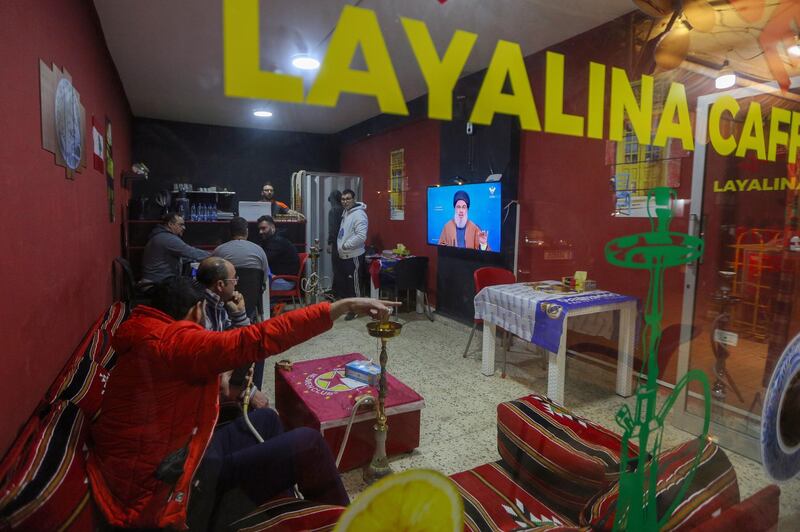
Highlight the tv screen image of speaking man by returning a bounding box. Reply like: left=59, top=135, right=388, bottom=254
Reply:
left=427, top=182, right=501, bottom=251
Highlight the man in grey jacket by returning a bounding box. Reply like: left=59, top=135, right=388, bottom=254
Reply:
left=139, top=212, right=210, bottom=291
left=336, top=189, right=368, bottom=320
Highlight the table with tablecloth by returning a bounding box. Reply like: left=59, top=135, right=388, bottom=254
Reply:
left=474, top=280, right=637, bottom=404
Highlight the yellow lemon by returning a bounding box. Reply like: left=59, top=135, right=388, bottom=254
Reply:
left=334, top=469, right=464, bottom=532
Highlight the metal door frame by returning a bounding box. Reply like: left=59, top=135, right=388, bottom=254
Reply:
left=673, top=75, right=800, bottom=461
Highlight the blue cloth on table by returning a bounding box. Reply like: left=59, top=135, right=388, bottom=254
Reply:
left=532, top=291, right=636, bottom=353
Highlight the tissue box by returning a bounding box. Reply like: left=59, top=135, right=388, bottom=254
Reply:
left=345, top=359, right=381, bottom=386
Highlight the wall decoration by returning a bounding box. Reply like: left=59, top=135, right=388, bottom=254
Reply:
left=105, top=118, right=115, bottom=222
left=39, top=60, right=86, bottom=178
left=761, top=331, right=800, bottom=481
left=92, top=116, right=104, bottom=173
left=389, top=148, right=405, bottom=221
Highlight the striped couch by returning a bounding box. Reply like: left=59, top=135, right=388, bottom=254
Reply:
left=0, top=302, right=343, bottom=532
left=450, top=393, right=781, bottom=531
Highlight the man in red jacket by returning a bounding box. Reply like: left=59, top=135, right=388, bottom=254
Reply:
left=87, top=277, right=395, bottom=530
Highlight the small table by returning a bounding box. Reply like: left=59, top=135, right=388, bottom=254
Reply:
left=367, top=255, right=426, bottom=314
left=274, top=353, right=425, bottom=471
left=474, top=281, right=637, bottom=404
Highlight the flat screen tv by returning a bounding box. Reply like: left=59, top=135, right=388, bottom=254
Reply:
left=427, top=182, right=502, bottom=252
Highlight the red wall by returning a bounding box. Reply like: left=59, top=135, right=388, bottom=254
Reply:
left=340, top=120, right=441, bottom=304
left=0, top=1, right=131, bottom=454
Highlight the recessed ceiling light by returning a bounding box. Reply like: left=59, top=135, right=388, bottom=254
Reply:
left=253, top=110, right=273, bottom=118
left=292, top=54, right=320, bottom=70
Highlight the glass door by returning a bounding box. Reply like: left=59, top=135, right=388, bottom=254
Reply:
left=674, top=81, right=800, bottom=461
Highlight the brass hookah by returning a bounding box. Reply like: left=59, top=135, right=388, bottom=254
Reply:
left=363, top=318, right=403, bottom=482
left=605, top=187, right=711, bottom=531
left=301, top=238, right=333, bottom=305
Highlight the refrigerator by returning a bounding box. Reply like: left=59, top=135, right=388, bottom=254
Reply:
left=291, top=171, right=362, bottom=297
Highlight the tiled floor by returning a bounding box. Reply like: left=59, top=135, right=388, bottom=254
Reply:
left=261, top=311, right=800, bottom=530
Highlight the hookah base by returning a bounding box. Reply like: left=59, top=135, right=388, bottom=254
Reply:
left=363, top=424, right=393, bottom=484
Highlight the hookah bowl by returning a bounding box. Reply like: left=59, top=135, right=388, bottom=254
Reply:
left=363, top=320, right=403, bottom=483
left=604, top=188, right=709, bottom=531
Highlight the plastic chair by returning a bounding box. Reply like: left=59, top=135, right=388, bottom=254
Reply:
left=379, top=256, right=433, bottom=320
left=271, top=252, right=308, bottom=307
left=463, top=267, right=517, bottom=376
left=235, top=267, right=265, bottom=322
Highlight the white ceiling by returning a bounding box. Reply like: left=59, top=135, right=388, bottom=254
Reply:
left=94, top=0, right=634, bottom=134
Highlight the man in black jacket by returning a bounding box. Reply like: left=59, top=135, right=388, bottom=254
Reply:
left=257, top=215, right=300, bottom=291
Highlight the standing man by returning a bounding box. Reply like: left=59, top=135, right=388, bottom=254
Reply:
left=261, top=181, right=304, bottom=219
left=336, top=189, right=368, bottom=320
left=437, top=190, right=489, bottom=250
left=139, top=212, right=210, bottom=291
left=326, top=190, right=344, bottom=298
left=257, top=215, right=300, bottom=291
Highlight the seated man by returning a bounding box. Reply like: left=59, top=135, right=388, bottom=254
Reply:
left=262, top=181, right=304, bottom=219
left=196, top=256, right=269, bottom=411
left=87, top=277, right=395, bottom=530
left=213, top=216, right=269, bottom=274
left=257, top=215, right=300, bottom=292
left=139, top=212, right=210, bottom=290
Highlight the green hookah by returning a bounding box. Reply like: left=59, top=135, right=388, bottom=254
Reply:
left=605, top=187, right=712, bottom=531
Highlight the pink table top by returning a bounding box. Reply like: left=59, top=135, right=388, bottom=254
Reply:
left=277, top=353, right=425, bottom=429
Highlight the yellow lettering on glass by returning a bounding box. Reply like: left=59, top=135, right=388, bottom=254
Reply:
left=402, top=18, right=476, bottom=121
left=709, top=96, right=739, bottom=156
left=653, top=82, right=693, bottom=150
left=222, top=0, right=303, bottom=102
left=545, top=52, right=583, bottom=137
left=768, top=107, right=791, bottom=161
left=586, top=62, right=606, bottom=139
left=736, top=102, right=766, bottom=159
left=789, top=112, right=800, bottom=164
left=470, top=40, right=541, bottom=131
left=609, top=68, right=653, bottom=145
left=306, top=6, right=408, bottom=115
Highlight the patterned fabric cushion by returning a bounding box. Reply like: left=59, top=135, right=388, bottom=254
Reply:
left=226, top=497, right=345, bottom=531
left=45, top=302, right=129, bottom=416
left=94, top=301, right=129, bottom=370
left=580, top=438, right=740, bottom=531
left=497, top=394, right=638, bottom=518
left=0, top=402, right=95, bottom=531
left=451, top=461, right=577, bottom=531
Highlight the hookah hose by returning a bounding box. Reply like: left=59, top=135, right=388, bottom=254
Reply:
left=241, top=363, right=265, bottom=443
left=335, top=394, right=376, bottom=468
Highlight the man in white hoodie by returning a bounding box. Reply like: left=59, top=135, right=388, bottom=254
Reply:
left=336, top=189, right=368, bottom=320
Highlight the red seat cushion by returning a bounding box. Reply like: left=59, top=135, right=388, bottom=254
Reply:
left=580, top=438, right=740, bottom=531
left=0, top=402, right=96, bottom=531
left=225, top=497, right=345, bottom=531
left=451, top=461, right=577, bottom=531
left=497, top=394, right=638, bottom=519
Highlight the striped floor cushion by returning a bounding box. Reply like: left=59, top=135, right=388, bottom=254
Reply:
left=44, top=302, right=129, bottom=417
left=0, top=402, right=95, bottom=531
left=226, top=497, right=345, bottom=531
left=580, top=438, right=740, bottom=531
left=451, top=461, right=579, bottom=532
left=497, top=394, right=638, bottom=519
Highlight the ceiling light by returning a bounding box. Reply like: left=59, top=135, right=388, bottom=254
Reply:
left=253, top=110, right=273, bottom=118
left=715, top=60, right=736, bottom=90
left=291, top=54, right=320, bottom=70
left=788, top=36, right=800, bottom=57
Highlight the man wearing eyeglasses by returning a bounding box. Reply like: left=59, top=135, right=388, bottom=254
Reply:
left=197, top=257, right=270, bottom=411
left=139, top=212, right=209, bottom=291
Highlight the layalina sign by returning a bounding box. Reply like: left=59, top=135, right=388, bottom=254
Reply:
left=223, top=1, right=800, bottom=185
